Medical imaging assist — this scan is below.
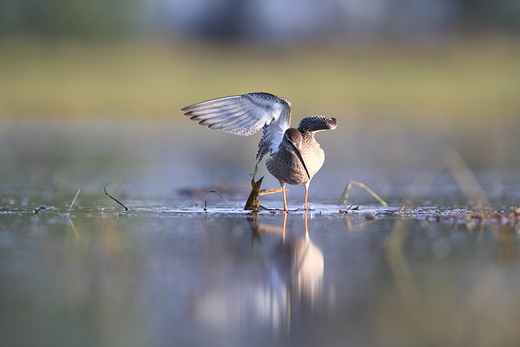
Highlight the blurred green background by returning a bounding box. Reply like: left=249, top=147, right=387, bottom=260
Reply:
left=0, top=0, right=519, bottom=199
left=0, top=0, right=519, bottom=122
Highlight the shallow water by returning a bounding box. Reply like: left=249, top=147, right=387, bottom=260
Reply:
left=1, top=118, right=520, bottom=346
left=1, top=197, right=520, bottom=347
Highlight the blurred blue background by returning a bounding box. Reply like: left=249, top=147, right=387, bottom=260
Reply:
left=1, top=0, right=519, bottom=42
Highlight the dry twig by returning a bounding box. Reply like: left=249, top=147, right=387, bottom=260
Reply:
left=104, top=187, right=129, bottom=211
left=339, top=181, right=387, bottom=207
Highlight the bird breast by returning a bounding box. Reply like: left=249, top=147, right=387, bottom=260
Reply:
left=266, top=132, right=325, bottom=186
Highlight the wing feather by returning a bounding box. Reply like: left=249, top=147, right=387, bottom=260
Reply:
left=297, top=116, right=338, bottom=133
left=181, top=92, right=291, bottom=159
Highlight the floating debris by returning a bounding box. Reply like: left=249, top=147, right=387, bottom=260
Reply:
left=244, top=176, right=265, bottom=211
left=244, top=176, right=288, bottom=211
left=33, top=205, right=48, bottom=214
left=424, top=209, right=520, bottom=227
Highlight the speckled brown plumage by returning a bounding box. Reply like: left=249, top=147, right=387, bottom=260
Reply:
left=266, top=118, right=336, bottom=211
left=266, top=129, right=324, bottom=186
left=181, top=92, right=337, bottom=211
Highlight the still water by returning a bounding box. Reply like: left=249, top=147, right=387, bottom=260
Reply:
left=1, top=118, right=520, bottom=347
left=1, top=202, right=520, bottom=347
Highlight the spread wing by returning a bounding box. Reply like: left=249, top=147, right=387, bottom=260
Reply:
left=181, top=92, right=292, bottom=161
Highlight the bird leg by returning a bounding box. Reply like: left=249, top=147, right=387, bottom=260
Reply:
left=282, top=182, right=288, bottom=212
left=303, top=182, right=310, bottom=210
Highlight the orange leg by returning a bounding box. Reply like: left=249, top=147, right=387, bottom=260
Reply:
left=303, top=182, right=310, bottom=210
left=282, top=182, right=288, bottom=211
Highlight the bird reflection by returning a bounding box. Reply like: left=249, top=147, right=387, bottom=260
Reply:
left=270, top=213, right=324, bottom=310
left=190, top=213, right=325, bottom=336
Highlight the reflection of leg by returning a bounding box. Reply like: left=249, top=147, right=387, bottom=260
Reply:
left=303, top=211, right=309, bottom=239
left=282, top=212, right=287, bottom=242
left=282, top=182, right=288, bottom=211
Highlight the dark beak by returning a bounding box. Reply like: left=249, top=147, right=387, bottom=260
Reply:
left=288, top=139, right=311, bottom=179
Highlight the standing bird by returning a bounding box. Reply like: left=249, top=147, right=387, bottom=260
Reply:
left=181, top=92, right=337, bottom=211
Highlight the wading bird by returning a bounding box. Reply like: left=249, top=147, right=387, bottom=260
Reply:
left=181, top=92, right=337, bottom=211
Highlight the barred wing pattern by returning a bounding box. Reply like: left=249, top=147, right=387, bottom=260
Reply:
left=181, top=92, right=292, bottom=161
left=297, top=115, right=338, bottom=133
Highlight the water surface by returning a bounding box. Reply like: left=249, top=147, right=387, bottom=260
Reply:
left=1, top=197, right=520, bottom=347
left=1, top=118, right=520, bottom=347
